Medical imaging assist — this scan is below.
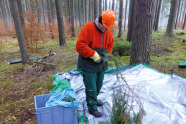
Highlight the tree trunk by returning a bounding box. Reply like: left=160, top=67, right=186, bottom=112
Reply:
left=82, top=0, right=85, bottom=25
left=154, top=0, right=162, bottom=31
left=112, top=0, right=115, bottom=11
left=89, top=0, right=91, bottom=21
left=50, top=0, right=54, bottom=23
left=9, top=0, right=30, bottom=64
left=78, top=0, right=82, bottom=26
left=130, top=0, right=155, bottom=65
left=23, top=0, right=27, bottom=12
left=47, top=0, right=51, bottom=23
left=92, top=0, right=94, bottom=19
left=182, top=14, right=186, bottom=30
left=65, top=0, right=70, bottom=23
left=165, top=0, right=179, bottom=37
left=118, top=0, right=123, bottom=37
left=152, top=0, right=158, bottom=31
left=5, top=0, right=12, bottom=26
left=99, top=0, right=102, bottom=15
left=105, top=0, right=107, bottom=10
left=35, top=0, right=41, bottom=23
left=94, top=0, right=98, bottom=19
left=47, top=0, right=54, bottom=39
left=174, top=0, right=181, bottom=29
left=41, top=0, right=46, bottom=25
left=70, top=0, right=75, bottom=37
left=74, top=0, right=77, bottom=28
left=181, top=1, right=186, bottom=24
left=127, top=0, right=136, bottom=41
left=25, top=0, right=29, bottom=11
left=109, top=1, right=112, bottom=9
left=0, top=0, right=9, bottom=29
left=85, top=0, right=87, bottom=23
left=0, top=5, right=3, bottom=21
left=124, top=0, right=128, bottom=31
left=177, top=0, right=184, bottom=27
left=55, top=0, right=66, bottom=46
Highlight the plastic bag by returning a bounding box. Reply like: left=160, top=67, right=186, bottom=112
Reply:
left=49, top=73, right=71, bottom=94
left=46, top=89, right=79, bottom=108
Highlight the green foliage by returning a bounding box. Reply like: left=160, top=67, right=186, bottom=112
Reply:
left=111, top=88, right=133, bottom=124
left=99, top=52, right=145, bottom=124
left=112, top=41, right=131, bottom=56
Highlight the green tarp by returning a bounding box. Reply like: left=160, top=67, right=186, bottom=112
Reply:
left=179, top=59, right=186, bottom=67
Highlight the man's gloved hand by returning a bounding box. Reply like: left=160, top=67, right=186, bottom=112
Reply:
left=89, top=51, right=102, bottom=63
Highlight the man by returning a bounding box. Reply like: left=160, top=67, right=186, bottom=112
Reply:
left=76, top=9, right=115, bottom=118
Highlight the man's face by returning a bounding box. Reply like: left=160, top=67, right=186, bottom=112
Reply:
left=99, top=23, right=108, bottom=33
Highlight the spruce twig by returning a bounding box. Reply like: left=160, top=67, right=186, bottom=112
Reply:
left=104, top=51, right=145, bottom=124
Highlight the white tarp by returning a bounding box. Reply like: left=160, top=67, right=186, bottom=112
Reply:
left=58, top=63, right=186, bottom=124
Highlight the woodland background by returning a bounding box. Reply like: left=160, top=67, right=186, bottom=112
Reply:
left=0, top=0, right=186, bottom=123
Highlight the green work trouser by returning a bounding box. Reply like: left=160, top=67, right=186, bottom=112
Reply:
left=82, top=70, right=104, bottom=112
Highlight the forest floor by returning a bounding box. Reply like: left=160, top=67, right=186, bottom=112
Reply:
left=0, top=29, right=185, bottom=123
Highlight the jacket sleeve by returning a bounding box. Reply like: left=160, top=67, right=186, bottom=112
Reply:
left=107, top=31, right=114, bottom=55
left=76, top=26, right=95, bottom=58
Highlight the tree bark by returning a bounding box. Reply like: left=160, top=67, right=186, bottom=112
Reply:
left=0, top=0, right=9, bottom=29
left=152, top=0, right=158, bottom=31
left=50, top=0, right=55, bottom=23
left=89, top=0, right=91, bottom=22
left=112, top=0, right=115, bottom=11
left=182, top=13, right=186, bottom=30
left=55, top=0, right=66, bottom=46
left=85, top=0, right=87, bottom=23
left=9, top=0, right=30, bottom=64
left=181, top=1, right=186, bottom=24
left=47, top=0, right=54, bottom=39
left=35, top=0, right=41, bottom=23
left=124, top=0, right=128, bottom=31
left=78, top=0, right=82, bottom=26
left=82, top=0, right=85, bottom=25
left=130, top=0, right=155, bottom=65
left=99, top=0, right=102, bottom=15
left=70, top=0, right=75, bottom=37
left=65, top=0, right=70, bottom=23
left=174, top=0, right=181, bottom=29
left=109, top=1, right=112, bottom=9
left=5, top=0, right=12, bottom=26
left=94, top=0, right=98, bottom=19
left=127, top=0, right=136, bottom=42
left=154, top=0, right=162, bottom=31
left=105, top=0, right=107, bottom=10
left=41, top=0, right=46, bottom=25
left=118, top=0, right=123, bottom=37
left=177, top=0, right=184, bottom=27
left=165, top=0, right=179, bottom=37
left=47, top=0, right=51, bottom=23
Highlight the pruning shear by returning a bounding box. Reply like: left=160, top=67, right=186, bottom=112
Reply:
left=77, top=102, right=86, bottom=124
left=83, top=102, right=86, bottom=124
left=77, top=108, right=81, bottom=124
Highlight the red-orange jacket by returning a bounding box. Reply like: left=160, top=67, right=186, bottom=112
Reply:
left=76, top=21, right=114, bottom=58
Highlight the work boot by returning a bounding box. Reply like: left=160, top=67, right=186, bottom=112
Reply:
left=97, top=100, right=103, bottom=106
left=89, top=109, right=102, bottom=118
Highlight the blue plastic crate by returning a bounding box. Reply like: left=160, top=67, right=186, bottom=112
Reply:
left=34, top=93, right=77, bottom=124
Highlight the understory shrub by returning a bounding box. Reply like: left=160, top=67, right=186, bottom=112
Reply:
left=113, top=41, right=131, bottom=56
